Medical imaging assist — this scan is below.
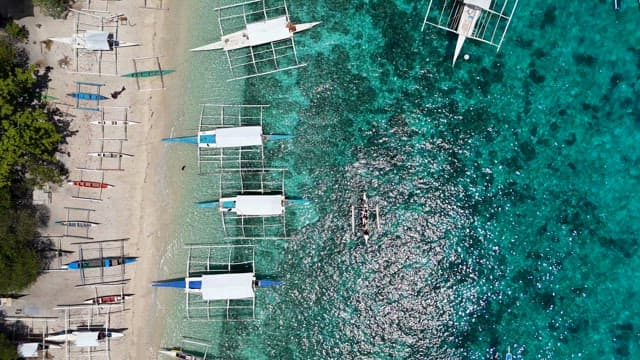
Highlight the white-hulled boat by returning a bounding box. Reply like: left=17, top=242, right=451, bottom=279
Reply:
left=159, top=348, right=204, bottom=360
left=49, top=31, right=140, bottom=51
left=45, top=330, right=124, bottom=347
left=191, top=16, right=320, bottom=52
left=453, top=0, right=491, bottom=66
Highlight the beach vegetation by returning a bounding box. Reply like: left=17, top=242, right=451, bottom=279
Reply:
left=0, top=333, right=18, bottom=359
left=0, top=36, right=71, bottom=291
left=4, top=20, right=29, bottom=43
left=33, top=0, right=71, bottom=19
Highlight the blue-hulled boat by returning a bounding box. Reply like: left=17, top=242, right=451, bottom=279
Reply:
left=67, top=92, right=109, bottom=101
left=63, top=256, right=137, bottom=270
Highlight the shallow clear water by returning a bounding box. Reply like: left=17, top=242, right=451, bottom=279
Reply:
left=159, top=0, right=640, bottom=358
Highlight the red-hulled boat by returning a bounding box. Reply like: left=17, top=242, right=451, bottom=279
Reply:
left=68, top=180, right=113, bottom=189
left=83, top=294, right=133, bottom=304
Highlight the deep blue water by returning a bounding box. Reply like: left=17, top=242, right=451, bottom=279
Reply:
left=162, top=0, right=640, bottom=358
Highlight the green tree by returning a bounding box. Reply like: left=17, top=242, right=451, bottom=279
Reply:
left=4, top=21, right=29, bottom=43
left=0, top=333, right=17, bottom=359
left=33, top=0, right=71, bottom=19
left=0, top=38, right=67, bottom=189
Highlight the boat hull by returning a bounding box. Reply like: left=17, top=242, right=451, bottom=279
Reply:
left=68, top=180, right=112, bottom=189
left=190, top=21, right=321, bottom=52
left=121, top=69, right=175, bottom=78
left=55, top=220, right=99, bottom=227
left=91, top=120, right=140, bottom=126
left=67, top=92, right=108, bottom=101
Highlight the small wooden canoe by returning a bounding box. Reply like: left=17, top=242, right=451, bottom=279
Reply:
left=68, top=180, right=113, bottom=189
left=121, top=69, right=175, bottom=78
left=91, top=120, right=140, bottom=126
left=88, top=152, right=133, bottom=158
left=55, top=220, right=100, bottom=227
left=83, top=294, right=133, bottom=304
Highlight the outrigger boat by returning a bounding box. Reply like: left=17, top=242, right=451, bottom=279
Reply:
left=452, top=0, right=491, bottom=66
left=153, top=273, right=281, bottom=300
left=62, top=256, right=137, bottom=270
left=18, top=343, right=62, bottom=358
left=68, top=180, right=114, bottom=189
left=190, top=16, right=320, bottom=52
left=45, top=330, right=124, bottom=347
left=67, top=92, right=108, bottom=101
left=121, top=69, right=175, bottom=78
left=91, top=119, right=140, bottom=126
left=421, top=0, right=519, bottom=66
left=351, top=193, right=380, bottom=244
left=49, top=31, right=139, bottom=51
left=88, top=152, right=133, bottom=158
left=55, top=220, right=100, bottom=227
left=197, top=194, right=308, bottom=212
left=163, top=126, right=292, bottom=148
left=83, top=294, right=133, bottom=304
left=158, top=348, right=204, bottom=360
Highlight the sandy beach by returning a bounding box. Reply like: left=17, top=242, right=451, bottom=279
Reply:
left=8, top=0, right=188, bottom=358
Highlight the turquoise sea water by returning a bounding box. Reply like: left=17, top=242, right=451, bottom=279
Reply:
left=159, top=0, right=640, bottom=358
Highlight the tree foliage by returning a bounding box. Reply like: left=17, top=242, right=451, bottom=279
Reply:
left=0, top=38, right=68, bottom=189
left=0, top=333, right=17, bottom=359
left=0, top=36, right=69, bottom=292
left=33, top=0, right=71, bottom=19
left=4, top=21, right=29, bottom=43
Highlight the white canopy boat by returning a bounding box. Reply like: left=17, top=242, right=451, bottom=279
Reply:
left=452, top=0, right=491, bottom=66
left=191, top=16, right=320, bottom=52
left=49, top=30, right=140, bottom=51
left=45, top=330, right=123, bottom=346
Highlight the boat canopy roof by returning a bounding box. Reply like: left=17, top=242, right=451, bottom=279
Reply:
left=231, top=195, right=284, bottom=216
left=80, top=31, right=112, bottom=50
left=201, top=273, right=255, bottom=300
left=73, top=332, right=100, bottom=347
left=18, top=343, right=39, bottom=357
left=222, top=16, right=292, bottom=51
left=464, top=0, right=491, bottom=10
left=200, top=126, right=262, bottom=148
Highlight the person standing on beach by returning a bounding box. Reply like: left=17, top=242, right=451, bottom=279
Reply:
left=111, top=86, right=126, bottom=99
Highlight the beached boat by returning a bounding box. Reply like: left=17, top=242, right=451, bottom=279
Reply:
left=91, top=120, right=140, bottom=126
left=66, top=92, right=108, bottom=101
left=121, top=69, right=175, bottom=78
left=18, top=343, right=62, bottom=358
left=163, top=126, right=292, bottom=148
left=158, top=348, right=205, bottom=359
left=49, top=30, right=139, bottom=51
left=87, top=152, right=133, bottom=158
left=68, top=180, right=113, bottom=189
left=153, top=274, right=281, bottom=301
left=55, top=220, right=100, bottom=227
left=191, top=17, right=320, bottom=52
left=197, top=194, right=308, bottom=212
left=83, top=294, right=133, bottom=304
left=45, top=330, right=124, bottom=347
left=63, top=256, right=137, bottom=270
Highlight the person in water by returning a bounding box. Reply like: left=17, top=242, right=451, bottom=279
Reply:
left=111, top=86, right=126, bottom=99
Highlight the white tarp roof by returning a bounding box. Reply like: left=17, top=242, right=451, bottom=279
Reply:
left=201, top=273, right=255, bottom=300
left=18, top=343, right=39, bottom=357
left=84, top=31, right=110, bottom=50
left=246, top=16, right=291, bottom=47
left=464, top=0, right=491, bottom=10
left=212, top=126, right=262, bottom=148
left=234, top=195, right=284, bottom=216
left=73, top=331, right=100, bottom=347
